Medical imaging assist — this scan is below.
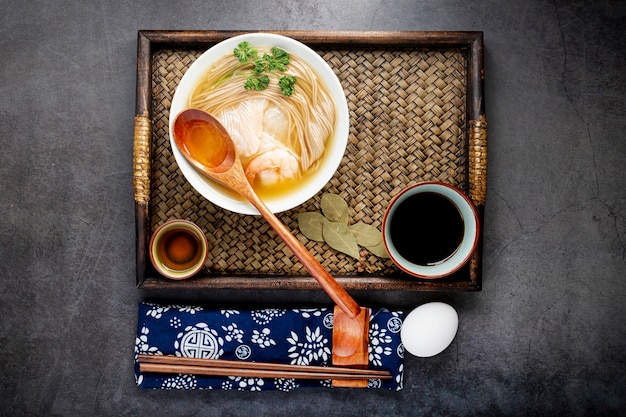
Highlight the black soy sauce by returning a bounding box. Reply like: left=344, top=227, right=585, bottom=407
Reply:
left=389, top=192, right=465, bottom=265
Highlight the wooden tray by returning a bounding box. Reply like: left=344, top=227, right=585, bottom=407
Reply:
left=134, top=30, right=487, bottom=292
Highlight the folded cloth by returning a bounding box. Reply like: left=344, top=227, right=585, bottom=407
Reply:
left=134, top=302, right=404, bottom=391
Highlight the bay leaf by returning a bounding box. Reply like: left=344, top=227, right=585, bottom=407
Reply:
left=322, top=219, right=360, bottom=259
left=349, top=222, right=382, bottom=247
left=297, top=212, right=325, bottom=242
left=320, top=193, right=349, bottom=225
left=365, top=240, right=390, bottom=258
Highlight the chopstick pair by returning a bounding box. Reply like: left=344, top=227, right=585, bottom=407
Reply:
left=137, top=354, right=392, bottom=381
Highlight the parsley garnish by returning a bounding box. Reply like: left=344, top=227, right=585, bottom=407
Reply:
left=265, top=47, right=290, bottom=71
left=232, top=42, right=296, bottom=96
left=244, top=75, right=270, bottom=91
left=252, top=58, right=266, bottom=75
left=278, top=75, right=296, bottom=97
left=233, top=41, right=258, bottom=63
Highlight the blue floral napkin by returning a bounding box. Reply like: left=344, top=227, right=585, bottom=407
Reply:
left=134, top=302, right=404, bottom=391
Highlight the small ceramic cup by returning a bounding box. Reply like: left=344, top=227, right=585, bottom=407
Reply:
left=382, top=182, right=479, bottom=279
left=149, top=219, right=209, bottom=280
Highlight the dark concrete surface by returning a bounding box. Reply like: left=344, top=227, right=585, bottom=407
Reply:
left=1, top=1, right=624, bottom=416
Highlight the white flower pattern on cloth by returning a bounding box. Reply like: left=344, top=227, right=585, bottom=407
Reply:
left=145, top=304, right=171, bottom=319
left=161, top=374, right=198, bottom=389
left=134, top=303, right=404, bottom=391
left=222, top=323, right=244, bottom=343
left=286, top=326, right=331, bottom=365
left=251, top=328, right=276, bottom=348
left=251, top=309, right=286, bottom=325
left=175, top=305, right=203, bottom=314
left=135, top=326, right=162, bottom=356
left=169, top=317, right=182, bottom=328
left=292, top=308, right=326, bottom=319
left=221, top=310, right=239, bottom=318
left=368, top=322, right=394, bottom=367
left=274, top=378, right=298, bottom=392
left=230, top=376, right=265, bottom=391
left=134, top=326, right=162, bottom=386
left=395, top=363, right=404, bottom=391
left=319, top=379, right=332, bottom=388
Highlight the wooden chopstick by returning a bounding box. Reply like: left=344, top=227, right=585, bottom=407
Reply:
left=137, top=354, right=392, bottom=380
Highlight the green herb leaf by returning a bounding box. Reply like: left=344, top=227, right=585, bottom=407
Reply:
left=297, top=194, right=388, bottom=260
left=322, top=219, right=360, bottom=259
left=349, top=222, right=383, bottom=247
left=278, top=75, right=296, bottom=96
left=265, top=47, right=290, bottom=71
left=321, top=194, right=349, bottom=225
left=365, top=241, right=390, bottom=258
left=298, top=212, right=325, bottom=242
left=233, top=41, right=258, bottom=63
left=244, top=75, right=270, bottom=91
left=234, top=44, right=295, bottom=96
left=252, top=57, right=266, bottom=75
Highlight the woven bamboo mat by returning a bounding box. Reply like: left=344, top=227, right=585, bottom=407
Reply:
left=149, top=47, right=467, bottom=276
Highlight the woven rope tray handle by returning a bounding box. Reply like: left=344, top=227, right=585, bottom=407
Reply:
left=469, top=114, right=487, bottom=207
left=133, top=112, right=152, bottom=204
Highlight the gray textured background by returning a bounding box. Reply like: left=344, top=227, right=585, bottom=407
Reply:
left=1, top=1, right=624, bottom=416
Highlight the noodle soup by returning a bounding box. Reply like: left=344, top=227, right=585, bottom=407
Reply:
left=169, top=33, right=349, bottom=215
left=189, top=45, right=335, bottom=202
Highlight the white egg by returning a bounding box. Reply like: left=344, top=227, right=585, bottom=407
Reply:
left=401, top=302, right=459, bottom=357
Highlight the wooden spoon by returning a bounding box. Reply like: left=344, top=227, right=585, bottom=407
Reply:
left=172, top=109, right=361, bottom=319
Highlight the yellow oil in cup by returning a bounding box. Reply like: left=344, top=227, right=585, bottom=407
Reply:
left=149, top=219, right=208, bottom=280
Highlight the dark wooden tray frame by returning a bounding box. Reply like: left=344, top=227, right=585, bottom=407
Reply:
left=134, top=30, right=487, bottom=292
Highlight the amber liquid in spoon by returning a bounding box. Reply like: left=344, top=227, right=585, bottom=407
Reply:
left=174, top=116, right=235, bottom=173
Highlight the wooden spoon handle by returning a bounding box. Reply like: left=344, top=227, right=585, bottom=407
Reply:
left=246, top=190, right=361, bottom=319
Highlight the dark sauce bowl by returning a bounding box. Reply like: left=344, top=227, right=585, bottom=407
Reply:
left=382, top=181, right=479, bottom=279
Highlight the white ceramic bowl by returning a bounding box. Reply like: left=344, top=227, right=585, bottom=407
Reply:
left=382, top=182, right=479, bottom=278
left=169, top=33, right=349, bottom=215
